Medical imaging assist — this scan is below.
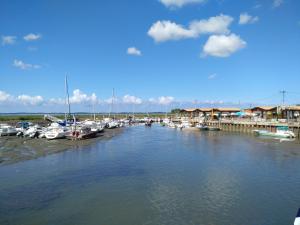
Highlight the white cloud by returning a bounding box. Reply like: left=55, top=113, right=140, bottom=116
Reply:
left=159, top=0, right=205, bottom=8
left=69, top=89, right=99, bottom=105
left=122, top=95, right=142, bottom=104
left=148, top=14, right=233, bottom=42
left=17, top=95, right=44, bottom=106
left=202, top=34, right=246, bottom=57
left=239, top=13, right=259, bottom=25
left=149, top=96, right=175, bottom=105
left=23, top=33, right=42, bottom=41
left=273, top=0, right=283, bottom=8
left=189, top=14, right=233, bottom=35
left=1, top=35, right=17, bottom=46
left=127, top=47, right=142, bottom=56
left=148, top=20, right=196, bottom=42
left=208, top=73, right=217, bottom=79
left=13, top=59, right=41, bottom=70
left=0, top=91, right=13, bottom=103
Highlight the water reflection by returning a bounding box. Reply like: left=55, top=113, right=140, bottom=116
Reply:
left=0, top=125, right=300, bottom=225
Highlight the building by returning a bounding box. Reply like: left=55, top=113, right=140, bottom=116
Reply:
left=180, top=108, right=241, bottom=119
left=250, top=106, right=278, bottom=119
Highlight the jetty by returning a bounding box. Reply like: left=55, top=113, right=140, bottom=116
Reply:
left=171, top=106, right=300, bottom=138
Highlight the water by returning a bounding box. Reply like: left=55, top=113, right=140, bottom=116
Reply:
left=1, top=125, right=300, bottom=225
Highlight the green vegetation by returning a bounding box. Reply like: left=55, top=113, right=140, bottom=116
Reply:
left=171, top=108, right=181, bottom=114
left=0, top=115, right=44, bottom=122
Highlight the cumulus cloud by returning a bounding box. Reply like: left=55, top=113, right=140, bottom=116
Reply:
left=202, top=34, right=246, bottom=57
left=122, top=95, right=142, bottom=104
left=148, top=20, right=195, bottom=42
left=13, top=59, right=41, bottom=70
left=1, top=35, right=17, bottom=46
left=17, top=95, right=44, bottom=106
left=69, top=89, right=98, bottom=105
left=149, top=96, right=175, bottom=105
left=127, top=47, right=142, bottom=56
left=0, top=90, right=44, bottom=106
left=23, top=33, right=42, bottom=41
left=148, top=14, right=233, bottom=42
left=0, top=91, right=13, bottom=103
left=239, top=13, right=259, bottom=25
left=159, top=0, right=205, bottom=8
left=189, top=14, right=233, bottom=35
left=273, top=0, right=283, bottom=8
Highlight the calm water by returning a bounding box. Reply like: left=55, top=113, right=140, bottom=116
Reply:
left=1, top=125, right=300, bottom=225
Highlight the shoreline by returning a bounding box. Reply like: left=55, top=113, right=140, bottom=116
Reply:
left=0, top=128, right=124, bottom=166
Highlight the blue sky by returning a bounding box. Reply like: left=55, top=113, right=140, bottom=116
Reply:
left=1, top=0, right=300, bottom=112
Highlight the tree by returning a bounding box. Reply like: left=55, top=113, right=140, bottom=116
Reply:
left=171, top=108, right=181, bottom=114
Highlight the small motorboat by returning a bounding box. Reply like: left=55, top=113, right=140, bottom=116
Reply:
left=253, top=126, right=295, bottom=139
left=0, top=124, right=18, bottom=136
left=196, top=124, right=209, bottom=131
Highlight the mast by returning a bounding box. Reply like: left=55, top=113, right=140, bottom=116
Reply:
left=65, top=74, right=71, bottom=120
left=109, top=88, right=115, bottom=119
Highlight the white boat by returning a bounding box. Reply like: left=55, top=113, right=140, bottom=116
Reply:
left=45, top=123, right=68, bottom=140
left=82, top=120, right=105, bottom=132
left=0, top=124, right=18, bottom=136
left=107, top=120, right=119, bottom=129
left=295, top=208, right=300, bottom=225
left=23, top=125, right=42, bottom=138
left=253, top=126, right=295, bottom=139
left=65, top=126, right=98, bottom=140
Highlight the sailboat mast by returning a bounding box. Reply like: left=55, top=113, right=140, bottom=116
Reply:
left=65, top=75, right=71, bottom=119
left=109, top=88, right=114, bottom=119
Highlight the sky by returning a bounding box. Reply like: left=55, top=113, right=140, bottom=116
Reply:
left=1, top=0, right=300, bottom=112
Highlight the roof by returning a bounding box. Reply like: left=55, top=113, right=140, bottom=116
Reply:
left=180, top=108, right=199, bottom=112
left=285, top=106, right=300, bottom=111
left=215, top=108, right=241, bottom=112
left=181, top=107, right=240, bottom=112
left=198, top=108, right=214, bottom=112
left=251, top=106, right=277, bottom=111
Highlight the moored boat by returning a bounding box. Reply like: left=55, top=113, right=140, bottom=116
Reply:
left=45, top=123, right=68, bottom=140
left=0, top=124, right=18, bottom=136
left=66, top=126, right=98, bottom=140
left=253, top=126, right=295, bottom=138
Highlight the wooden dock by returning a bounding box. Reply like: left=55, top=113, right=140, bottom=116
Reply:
left=171, top=118, right=300, bottom=138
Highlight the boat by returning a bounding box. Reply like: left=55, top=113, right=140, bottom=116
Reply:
left=180, top=120, right=198, bottom=130
left=82, top=120, right=105, bottom=132
left=145, top=121, right=152, bottom=127
left=0, top=124, right=18, bottom=136
left=23, top=125, right=43, bottom=138
left=196, top=124, right=209, bottom=131
left=208, top=127, right=221, bottom=131
left=253, top=126, right=295, bottom=138
left=106, top=120, right=119, bottom=129
left=66, top=126, right=98, bottom=140
left=295, top=208, right=300, bottom=225
left=45, top=123, right=68, bottom=140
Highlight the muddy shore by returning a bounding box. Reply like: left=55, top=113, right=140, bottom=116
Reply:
left=0, top=128, right=124, bottom=166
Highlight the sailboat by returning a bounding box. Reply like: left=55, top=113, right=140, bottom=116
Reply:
left=105, top=88, right=120, bottom=129
left=45, top=75, right=71, bottom=140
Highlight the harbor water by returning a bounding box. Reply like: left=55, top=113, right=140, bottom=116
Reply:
left=1, top=125, right=300, bottom=225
